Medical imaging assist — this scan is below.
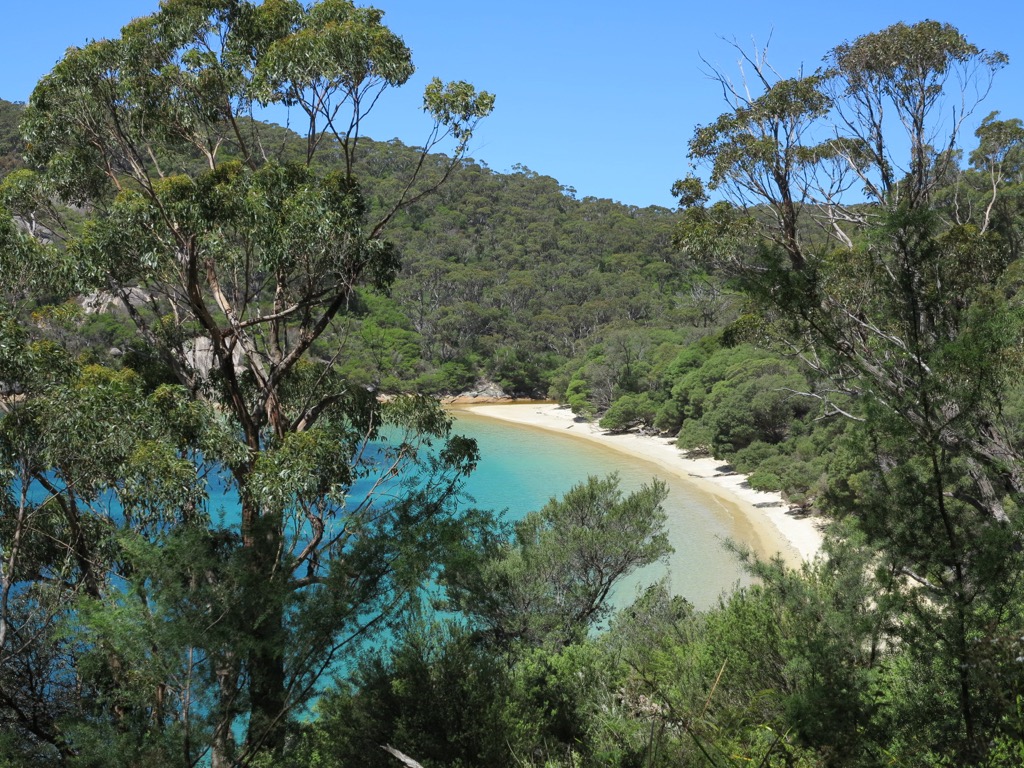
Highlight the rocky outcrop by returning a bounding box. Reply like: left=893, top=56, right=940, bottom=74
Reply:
left=81, top=288, right=151, bottom=314
left=442, top=380, right=512, bottom=404
left=13, top=215, right=55, bottom=245
left=183, top=337, right=246, bottom=381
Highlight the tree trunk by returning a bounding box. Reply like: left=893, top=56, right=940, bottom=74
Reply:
left=241, top=504, right=288, bottom=761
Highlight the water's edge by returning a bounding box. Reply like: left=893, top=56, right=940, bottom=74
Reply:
left=449, top=409, right=763, bottom=610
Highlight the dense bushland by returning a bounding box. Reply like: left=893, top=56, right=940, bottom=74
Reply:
left=6, top=8, right=1024, bottom=767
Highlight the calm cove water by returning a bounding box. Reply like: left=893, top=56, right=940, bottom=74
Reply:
left=450, top=409, right=759, bottom=610
left=188, top=408, right=762, bottom=612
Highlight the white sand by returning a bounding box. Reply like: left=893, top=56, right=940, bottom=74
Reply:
left=457, top=403, right=824, bottom=566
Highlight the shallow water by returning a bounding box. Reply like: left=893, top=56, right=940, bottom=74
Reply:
left=450, top=409, right=758, bottom=611
left=58, top=408, right=758, bottom=612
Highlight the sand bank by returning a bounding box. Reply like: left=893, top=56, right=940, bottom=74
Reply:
left=455, top=402, right=824, bottom=566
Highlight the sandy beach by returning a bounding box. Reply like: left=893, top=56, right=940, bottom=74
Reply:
left=456, top=402, right=824, bottom=566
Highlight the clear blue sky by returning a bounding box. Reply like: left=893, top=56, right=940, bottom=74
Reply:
left=2, top=1, right=1022, bottom=208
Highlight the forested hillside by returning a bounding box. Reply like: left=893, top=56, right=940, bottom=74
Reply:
left=5, top=5, right=1024, bottom=767
left=4, top=94, right=1000, bottom=513
left=344, top=144, right=695, bottom=396
left=0, top=94, right=705, bottom=393
left=0, top=95, right=824, bottom=499
left=0, top=100, right=23, bottom=177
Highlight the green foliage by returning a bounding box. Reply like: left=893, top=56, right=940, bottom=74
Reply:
left=0, top=92, right=699, bottom=403
left=0, top=99, right=24, bottom=178
left=302, top=620, right=534, bottom=768
left=572, top=531, right=882, bottom=767
left=282, top=18, right=1024, bottom=767
left=6, top=13, right=1024, bottom=768
left=665, top=342, right=827, bottom=499
left=599, top=391, right=659, bottom=432
left=1, top=1, right=493, bottom=764
left=674, top=19, right=1024, bottom=765
left=447, top=474, right=671, bottom=649
left=359, top=153, right=688, bottom=396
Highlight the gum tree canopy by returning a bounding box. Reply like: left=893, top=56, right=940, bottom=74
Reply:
left=0, top=1, right=492, bottom=765
left=677, top=21, right=1024, bottom=759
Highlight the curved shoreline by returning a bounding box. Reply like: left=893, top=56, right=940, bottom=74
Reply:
left=453, top=402, right=823, bottom=566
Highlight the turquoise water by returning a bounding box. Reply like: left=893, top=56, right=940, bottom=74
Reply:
left=21, top=409, right=757, bottom=611
left=450, top=409, right=758, bottom=610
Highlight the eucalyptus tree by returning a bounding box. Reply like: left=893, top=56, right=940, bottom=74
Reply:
left=676, top=22, right=1024, bottom=760
left=445, top=474, right=671, bottom=650
left=0, top=0, right=492, bottom=764
left=961, top=112, right=1024, bottom=258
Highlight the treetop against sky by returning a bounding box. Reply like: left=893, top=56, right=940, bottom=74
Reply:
left=1, top=0, right=1022, bottom=209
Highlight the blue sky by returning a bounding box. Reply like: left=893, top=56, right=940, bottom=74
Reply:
left=2, top=1, right=1022, bottom=208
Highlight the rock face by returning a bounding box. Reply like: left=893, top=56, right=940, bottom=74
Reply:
left=13, top=216, right=55, bottom=245
left=81, top=288, right=151, bottom=315
left=442, top=380, right=511, bottom=404
left=183, top=337, right=246, bottom=381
